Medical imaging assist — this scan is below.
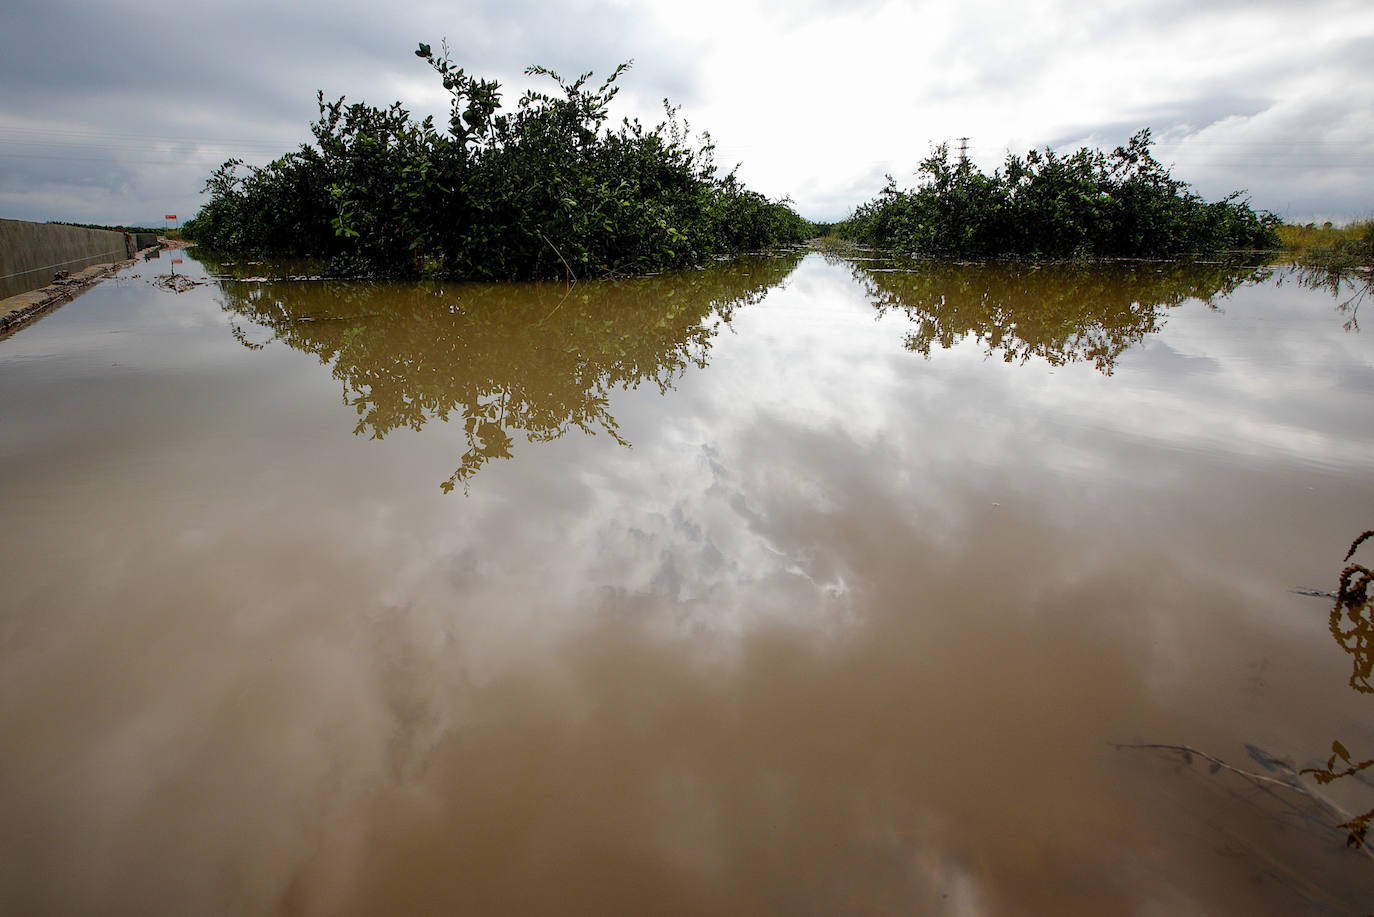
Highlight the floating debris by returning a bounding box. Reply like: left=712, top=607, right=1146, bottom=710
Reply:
left=151, top=273, right=210, bottom=293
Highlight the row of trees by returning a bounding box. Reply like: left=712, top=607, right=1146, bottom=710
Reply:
left=185, top=45, right=1287, bottom=274
left=184, top=44, right=813, bottom=279
left=833, top=130, right=1280, bottom=258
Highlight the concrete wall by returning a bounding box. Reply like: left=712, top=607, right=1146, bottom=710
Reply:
left=0, top=219, right=144, bottom=300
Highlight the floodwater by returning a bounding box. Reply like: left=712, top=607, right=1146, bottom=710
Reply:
left=1, top=247, right=1372, bottom=915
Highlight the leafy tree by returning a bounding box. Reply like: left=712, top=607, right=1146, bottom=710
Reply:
left=185, top=44, right=814, bottom=279
left=835, top=130, right=1280, bottom=258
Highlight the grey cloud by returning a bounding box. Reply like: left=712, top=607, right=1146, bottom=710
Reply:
left=1, top=0, right=1370, bottom=225
left=1043, top=90, right=1275, bottom=152
left=1131, top=340, right=1222, bottom=378
left=790, top=163, right=900, bottom=222
left=0, top=0, right=703, bottom=222
left=764, top=0, right=892, bottom=29
left=1030, top=76, right=1371, bottom=217
left=922, top=0, right=1368, bottom=211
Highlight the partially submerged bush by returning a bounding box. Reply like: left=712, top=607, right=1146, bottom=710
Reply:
left=1289, top=220, right=1374, bottom=271
left=184, top=44, right=813, bottom=279
left=835, top=130, right=1280, bottom=258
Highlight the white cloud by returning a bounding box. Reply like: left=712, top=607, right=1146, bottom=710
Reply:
left=1, top=0, right=1371, bottom=224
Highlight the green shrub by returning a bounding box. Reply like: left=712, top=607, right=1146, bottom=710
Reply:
left=1286, top=220, right=1374, bottom=270
left=184, top=44, right=813, bottom=279
left=834, top=130, right=1280, bottom=258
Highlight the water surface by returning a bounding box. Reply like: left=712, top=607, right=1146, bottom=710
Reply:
left=2, top=247, right=1373, bottom=915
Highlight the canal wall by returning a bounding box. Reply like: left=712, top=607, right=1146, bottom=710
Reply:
left=0, top=219, right=157, bottom=300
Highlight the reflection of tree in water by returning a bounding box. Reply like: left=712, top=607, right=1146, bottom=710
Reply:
left=1302, top=530, right=1374, bottom=849
left=835, top=254, right=1273, bottom=374
left=213, top=253, right=801, bottom=492
left=1290, top=264, right=1371, bottom=332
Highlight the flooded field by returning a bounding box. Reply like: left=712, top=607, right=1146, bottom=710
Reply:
left=2, top=247, right=1373, bottom=915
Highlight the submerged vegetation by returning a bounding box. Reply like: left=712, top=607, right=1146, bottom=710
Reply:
left=1302, top=530, right=1374, bottom=851
left=1283, top=220, right=1374, bottom=271
left=1283, top=221, right=1374, bottom=330
left=184, top=43, right=812, bottom=279
left=1279, top=220, right=1374, bottom=263
left=835, top=130, right=1280, bottom=258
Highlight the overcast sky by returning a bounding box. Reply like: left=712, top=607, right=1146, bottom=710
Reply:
left=1, top=0, right=1371, bottom=226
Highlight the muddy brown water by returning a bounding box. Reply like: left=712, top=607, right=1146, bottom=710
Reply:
left=2, top=247, right=1372, bottom=914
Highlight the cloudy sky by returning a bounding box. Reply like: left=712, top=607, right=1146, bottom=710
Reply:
left=1, top=0, right=1371, bottom=225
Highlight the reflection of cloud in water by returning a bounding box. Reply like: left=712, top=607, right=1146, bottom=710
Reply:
left=211, top=252, right=805, bottom=494
left=808, top=255, right=1374, bottom=475
left=1129, top=338, right=1222, bottom=376
left=6, top=251, right=1374, bottom=914
left=9, top=477, right=1372, bottom=915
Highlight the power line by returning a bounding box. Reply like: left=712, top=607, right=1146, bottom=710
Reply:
left=0, top=125, right=303, bottom=147
left=0, top=151, right=279, bottom=165
left=0, top=140, right=293, bottom=158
